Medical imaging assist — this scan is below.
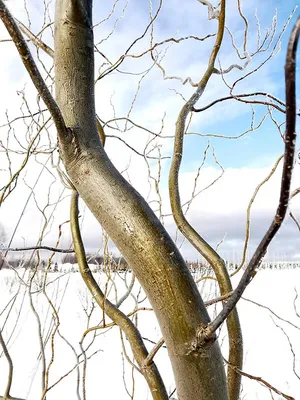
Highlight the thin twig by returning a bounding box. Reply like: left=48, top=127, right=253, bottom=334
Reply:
left=206, top=15, right=300, bottom=338
left=0, top=1, right=66, bottom=134
left=3, top=246, right=74, bottom=253
left=225, top=359, right=296, bottom=400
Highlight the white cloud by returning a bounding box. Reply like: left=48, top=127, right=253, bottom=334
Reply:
left=0, top=0, right=298, bottom=263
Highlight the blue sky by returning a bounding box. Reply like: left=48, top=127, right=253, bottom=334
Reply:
left=164, top=0, right=299, bottom=170
left=94, top=0, right=299, bottom=170
left=0, top=0, right=299, bottom=261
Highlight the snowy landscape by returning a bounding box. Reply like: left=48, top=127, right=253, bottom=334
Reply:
left=0, top=264, right=299, bottom=400
left=0, top=0, right=299, bottom=399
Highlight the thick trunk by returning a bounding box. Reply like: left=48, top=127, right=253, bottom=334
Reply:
left=54, top=1, right=228, bottom=398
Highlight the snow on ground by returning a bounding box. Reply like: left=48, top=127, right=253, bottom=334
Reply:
left=0, top=266, right=299, bottom=399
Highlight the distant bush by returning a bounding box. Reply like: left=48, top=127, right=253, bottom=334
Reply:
left=86, top=253, right=104, bottom=265
left=3, top=255, right=38, bottom=270
left=62, top=253, right=77, bottom=264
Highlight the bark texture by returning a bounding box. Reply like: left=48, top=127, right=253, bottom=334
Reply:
left=168, top=2, right=242, bottom=398
left=54, top=0, right=228, bottom=399
left=70, top=191, right=168, bottom=400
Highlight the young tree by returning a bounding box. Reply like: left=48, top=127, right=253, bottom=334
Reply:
left=0, top=1, right=298, bottom=400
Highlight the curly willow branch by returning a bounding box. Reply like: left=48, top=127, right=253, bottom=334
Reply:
left=207, top=15, right=300, bottom=339
left=70, top=191, right=168, bottom=400
left=168, top=1, right=243, bottom=398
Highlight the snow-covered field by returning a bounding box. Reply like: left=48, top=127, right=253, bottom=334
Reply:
left=0, top=266, right=299, bottom=399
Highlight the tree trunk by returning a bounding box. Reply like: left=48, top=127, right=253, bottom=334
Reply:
left=54, top=1, right=229, bottom=399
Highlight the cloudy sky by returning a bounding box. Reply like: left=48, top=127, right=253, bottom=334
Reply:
left=0, top=0, right=299, bottom=263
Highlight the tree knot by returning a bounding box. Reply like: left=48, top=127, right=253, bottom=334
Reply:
left=187, top=324, right=216, bottom=356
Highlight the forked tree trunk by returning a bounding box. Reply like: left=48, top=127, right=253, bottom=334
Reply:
left=54, top=1, right=229, bottom=399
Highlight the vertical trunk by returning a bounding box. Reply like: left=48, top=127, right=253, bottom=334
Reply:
left=54, top=1, right=229, bottom=398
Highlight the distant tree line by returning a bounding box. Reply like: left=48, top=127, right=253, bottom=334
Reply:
left=1, top=253, right=300, bottom=272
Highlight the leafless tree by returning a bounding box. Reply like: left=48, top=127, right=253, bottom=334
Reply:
left=0, top=1, right=299, bottom=400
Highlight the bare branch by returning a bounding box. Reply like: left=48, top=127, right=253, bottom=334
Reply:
left=2, top=246, right=74, bottom=254
left=16, top=19, right=54, bottom=57
left=105, top=134, right=170, bottom=160
left=70, top=191, right=168, bottom=400
left=0, top=1, right=66, bottom=134
left=206, top=15, right=300, bottom=338
left=95, top=0, right=163, bottom=81
left=225, top=359, right=296, bottom=400
left=127, top=33, right=216, bottom=59
left=0, top=329, right=14, bottom=399
left=290, top=211, right=300, bottom=231
left=143, top=338, right=165, bottom=367
left=168, top=2, right=243, bottom=397
left=193, top=92, right=287, bottom=115
left=232, top=154, right=284, bottom=276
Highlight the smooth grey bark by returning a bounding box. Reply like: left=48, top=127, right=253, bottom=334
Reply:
left=54, top=0, right=228, bottom=399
